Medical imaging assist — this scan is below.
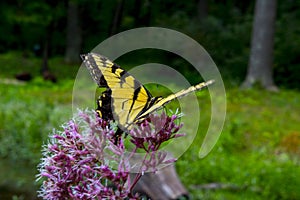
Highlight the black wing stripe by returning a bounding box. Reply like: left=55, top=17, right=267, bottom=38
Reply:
left=82, top=54, right=108, bottom=87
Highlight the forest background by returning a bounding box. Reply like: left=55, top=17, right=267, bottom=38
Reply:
left=0, top=0, right=299, bottom=199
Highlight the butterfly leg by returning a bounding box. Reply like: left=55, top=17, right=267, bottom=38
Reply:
left=114, top=127, right=124, bottom=145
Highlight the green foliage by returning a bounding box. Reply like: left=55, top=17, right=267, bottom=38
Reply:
left=0, top=80, right=73, bottom=198
left=0, top=1, right=66, bottom=52
left=0, top=52, right=79, bottom=80
left=0, top=1, right=299, bottom=88
left=151, top=1, right=300, bottom=89
left=177, top=88, right=300, bottom=200
left=0, top=82, right=72, bottom=166
left=1, top=66, right=300, bottom=199
left=274, top=2, right=300, bottom=89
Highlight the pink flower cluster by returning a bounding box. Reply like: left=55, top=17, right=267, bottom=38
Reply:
left=37, top=110, right=184, bottom=200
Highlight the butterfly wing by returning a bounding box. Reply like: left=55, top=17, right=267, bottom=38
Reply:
left=81, top=53, right=153, bottom=130
left=96, top=88, right=113, bottom=121
left=136, top=80, right=215, bottom=121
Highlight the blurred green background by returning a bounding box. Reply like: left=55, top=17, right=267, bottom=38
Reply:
left=0, top=0, right=299, bottom=199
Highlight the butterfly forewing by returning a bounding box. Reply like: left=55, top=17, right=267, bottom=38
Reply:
left=82, top=53, right=152, bottom=130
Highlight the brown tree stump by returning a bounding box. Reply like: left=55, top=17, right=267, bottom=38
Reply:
left=131, top=163, right=189, bottom=200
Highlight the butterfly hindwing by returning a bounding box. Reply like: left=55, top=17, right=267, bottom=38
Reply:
left=96, top=89, right=113, bottom=121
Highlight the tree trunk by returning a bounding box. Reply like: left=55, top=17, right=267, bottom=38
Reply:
left=133, top=0, right=142, bottom=26
left=41, top=39, right=49, bottom=74
left=241, top=0, right=278, bottom=91
left=198, top=0, right=208, bottom=22
left=65, top=0, right=81, bottom=64
left=110, top=0, right=124, bottom=36
left=41, top=20, right=53, bottom=75
left=131, top=163, right=189, bottom=199
left=142, top=0, right=152, bottom=26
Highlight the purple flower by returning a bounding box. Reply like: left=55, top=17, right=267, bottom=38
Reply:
left=130, top=112, right=184, bottom=152
left=37, top=110, right=184, bottom=199
left=129, top=112, right=184, bottom=172
left=37, top=110, right=132, bottom=200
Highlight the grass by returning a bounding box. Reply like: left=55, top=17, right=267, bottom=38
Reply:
left=0, top=79, right=76, bottom=199
left=0, top=51, right=78, bottom=80
left=177, top=89, right=300, bottom=200
left=0, top=52, right=299, bottom=199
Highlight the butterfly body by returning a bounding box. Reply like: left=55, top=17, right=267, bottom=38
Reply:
left=81, top=53, right=214, bottom=133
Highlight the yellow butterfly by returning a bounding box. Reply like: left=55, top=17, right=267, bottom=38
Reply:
left=81, top=53, right=214, bottom=133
